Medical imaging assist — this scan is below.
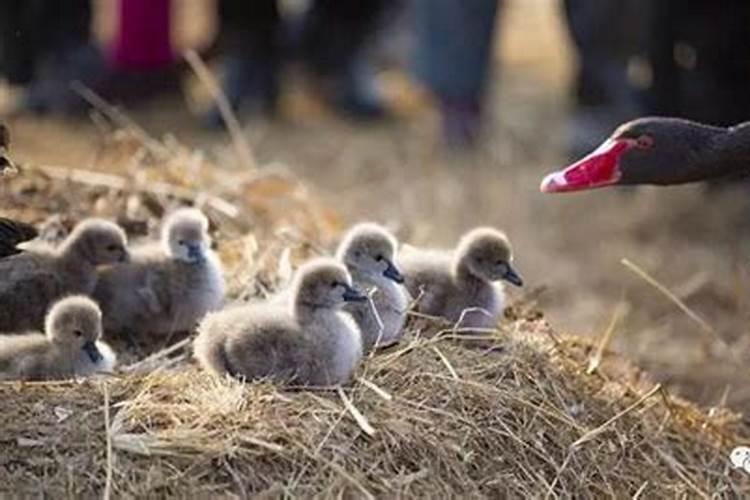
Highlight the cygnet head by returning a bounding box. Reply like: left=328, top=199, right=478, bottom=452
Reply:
left=455, top=227, right=523, bottom=286
left=65, top=219, right=129, bottom=265
left=293, top=258, right=367, bottom=310
left=45, top=296, right=105, bottom=363
left=336, top=223, right=404, bottom=283
left=162, top=208, right=211, bottom=263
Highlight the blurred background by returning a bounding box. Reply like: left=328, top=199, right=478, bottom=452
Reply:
left=2, top=0, right=750, bottom=413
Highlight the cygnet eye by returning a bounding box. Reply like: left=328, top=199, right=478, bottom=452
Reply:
left=106, top=244, right=120, bottom=252
left=375, top=254, right=384, bottom=262
left=178, top=239, right=186, bottom=246
left=73, top=330, right=83, bottom=338
left=330, top=281, right=338, bottom=288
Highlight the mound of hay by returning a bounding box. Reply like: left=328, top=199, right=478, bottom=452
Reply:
left=1, top=315, right=747, bottom=497
left=1, top=124, right=748, bottom=497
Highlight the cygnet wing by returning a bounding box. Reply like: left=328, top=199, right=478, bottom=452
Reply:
left=224, top=308, right=310, bottom=383
left=0, top=253, right=63, bottom=305
left=0, top=335, right=48, bottom=380
left=398, top=248, right=453, bottom=309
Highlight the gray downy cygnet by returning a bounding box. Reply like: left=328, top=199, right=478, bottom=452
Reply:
left=399, top=227, right=523, bottom=329
left=0, top=295, right=117, bottom=380
left=0, top=218, right=129, bottom=333
left=194, top=258, right=366, bottom=386
left=335, top=222, right=408, bottom=352
left=94, top=207, right=225, bottom=342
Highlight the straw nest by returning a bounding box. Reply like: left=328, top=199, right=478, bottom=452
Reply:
left=1, top=314, right=748, bottom=498
left=0, top=125, right=749, bottom=497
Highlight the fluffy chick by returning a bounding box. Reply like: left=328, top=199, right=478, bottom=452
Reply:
left=336, top=223, right=408, bottom=352
left=399, top=227, right=523, bottom=329
left=0, top=295, right=116, bottom=380
left=0, top=219, right=129, bottom=332
left=194, top=258, right=365, bottom=386
left=95, top=208, right=225, bottom=341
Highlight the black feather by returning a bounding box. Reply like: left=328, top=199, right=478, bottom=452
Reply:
left=0, top=217, right=38, bottom=258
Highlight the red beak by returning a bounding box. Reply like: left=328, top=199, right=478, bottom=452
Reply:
left=540, top=139, right=634, bottom=193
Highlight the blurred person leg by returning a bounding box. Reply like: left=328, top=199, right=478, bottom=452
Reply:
left=412, top=0, right=500, bottom=148
left=96, top=0, right=182, bottom=105
left=0, top=1, right=36, bottom=87
left=204, top=0, right=281, bottom=127
left=563, top=0, right=648, bottom=157
left=29, top=0, right=101, bottom=114
left=296, top=0, right=394, bottom=119
left=646, top=0, right=750, bottom=126
left=1, top=0, right=102, bottom=114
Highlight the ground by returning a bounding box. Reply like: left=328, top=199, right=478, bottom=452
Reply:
left=2, top=0, right=750, bottom=421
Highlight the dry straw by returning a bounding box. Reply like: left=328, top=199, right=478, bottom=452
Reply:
left=1, top=317, right=747, bottom=497
left=0, top=120, right=747, bottom=497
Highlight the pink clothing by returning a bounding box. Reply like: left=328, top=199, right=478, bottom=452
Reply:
left=110, top=0, right=174, bottom=71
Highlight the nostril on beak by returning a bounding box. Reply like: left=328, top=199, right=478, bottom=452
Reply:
left=502, top=266, right=524, bottom=287
left=382, top=259, right=405, bottom=284
left=82, top=340, right=103, bottom=363
left=187, top=243, right=205, bottom=262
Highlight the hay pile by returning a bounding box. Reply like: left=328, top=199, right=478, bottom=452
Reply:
left=0, top=126, right=749, bottom=497
left=1, top=316, right=748, bottom=497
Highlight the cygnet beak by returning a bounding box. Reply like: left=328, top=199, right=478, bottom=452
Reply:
left=187, top=243, right=205, bottom=263
left=382, top=258, right=405, bottom=284
left=342, top=284, right=368, bottom=302
left=502, top=265, right=524, bottom=287
left=82, top=340, right=103, bottom=363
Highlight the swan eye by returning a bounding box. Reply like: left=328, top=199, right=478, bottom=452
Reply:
left=106, top=244, right=119, bottom=252
left=375, top=254, right=384, bottom=262
left=330, top=281, right=338, bottom=288
left=73, top=330, right=83, bottom=338
left=178, top=239, right=186, bottom=246
left=636, top=135, right=654, bottom=150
